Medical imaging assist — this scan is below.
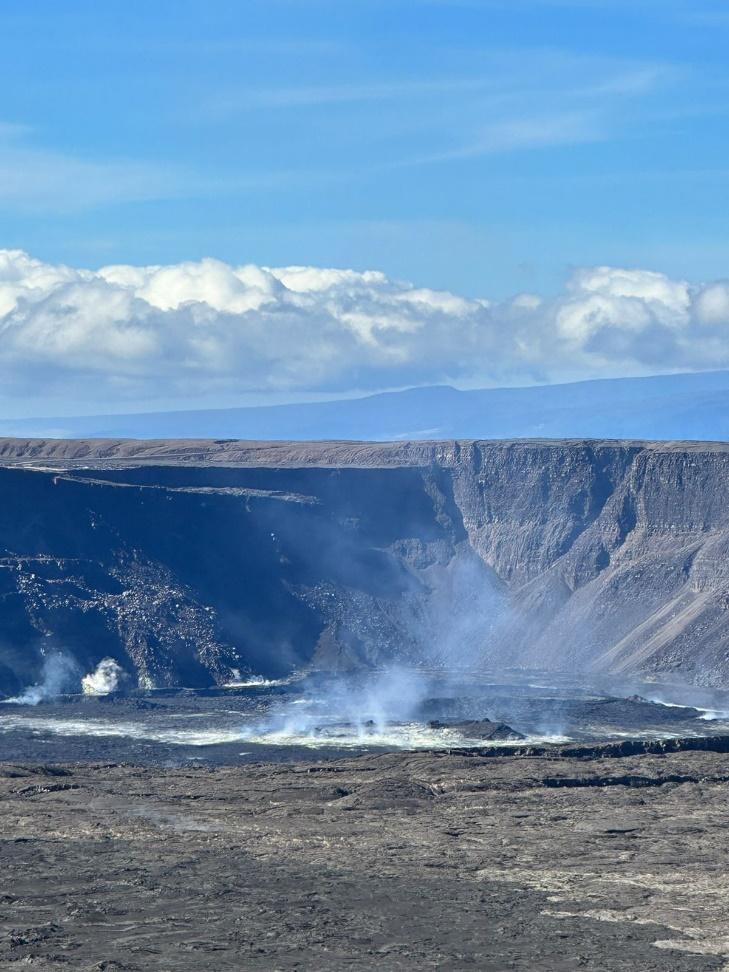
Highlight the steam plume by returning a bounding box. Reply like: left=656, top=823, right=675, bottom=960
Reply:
left=3, top=653, right=79, bottom=705
left=81, top=658, right=125, bottom=696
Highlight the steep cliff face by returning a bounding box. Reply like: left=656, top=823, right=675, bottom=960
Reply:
left=0, top=460, right=498, bottom=694
left=1, top=438, right=729, bottom=692
left=445, top=442, right=729, bottom=683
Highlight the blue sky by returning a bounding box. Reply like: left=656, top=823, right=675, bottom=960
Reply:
left=3, top=0, right=729, bottom=298
left=2, top=0, right=729, bottom=418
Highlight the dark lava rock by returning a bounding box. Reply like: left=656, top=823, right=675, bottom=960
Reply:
left=0, top=750, right=726, bottom=970
left=428, top=718, right=526, bottom=741
left=581, top=696, right=703, bottom=725
left=337, top=777, right=436, bottom=810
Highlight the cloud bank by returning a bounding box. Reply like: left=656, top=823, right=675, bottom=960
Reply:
left=1, top=249, right=728, bottom=410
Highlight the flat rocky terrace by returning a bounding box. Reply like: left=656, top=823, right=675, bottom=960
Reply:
left=2, top=749, right=729, bottom=971
left=0, top=435, right=728, bottom=469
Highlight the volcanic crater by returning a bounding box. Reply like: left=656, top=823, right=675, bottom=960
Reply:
left=2, top=438, right=729, bottom=969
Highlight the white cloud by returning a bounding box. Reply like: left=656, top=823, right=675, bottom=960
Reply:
left=695, top=282, right=729, bottom=326
left=1, top=249, right=729, bottom=410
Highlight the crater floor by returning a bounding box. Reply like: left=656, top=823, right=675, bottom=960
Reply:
left=2, top=748, right=729, bottom=970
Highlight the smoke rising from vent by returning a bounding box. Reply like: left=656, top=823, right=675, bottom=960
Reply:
left=242, top=547, right=511, bottom=742
left=239, top=667, right=430, bottom=746
left=81, top=658, right=125, bottom=696
left=224, top=671, right=285, bottom=688
left=3, top=653, right=79, bottom=705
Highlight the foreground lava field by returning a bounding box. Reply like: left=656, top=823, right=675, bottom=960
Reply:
left=2, top=748, right=729, bottom=971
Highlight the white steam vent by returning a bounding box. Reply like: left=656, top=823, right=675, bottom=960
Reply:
left=82, top=658, right=125, bottom=696
left=2, top=653, right=78, bottom=705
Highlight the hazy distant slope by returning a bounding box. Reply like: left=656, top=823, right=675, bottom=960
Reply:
left=4, top=370, right=729, bottom=441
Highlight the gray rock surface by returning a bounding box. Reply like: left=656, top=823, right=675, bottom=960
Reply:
left=1, top=749, right=728, bottom=970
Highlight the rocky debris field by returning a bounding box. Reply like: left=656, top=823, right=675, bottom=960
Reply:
left=1, top=748, right=729, bottom=971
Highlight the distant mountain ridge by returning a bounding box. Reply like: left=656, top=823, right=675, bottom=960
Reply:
left=5, top=370, right=729, bottom=442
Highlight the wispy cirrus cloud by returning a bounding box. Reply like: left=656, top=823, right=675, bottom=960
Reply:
left=0, top=46, right=681, bottom=215
left=397, top=110, right=606, bottom=165
left=0, top=124, right=188, bottom=213
left=197, top=47, right=677, bottom=171
left=210, top=77, right=494, bottom=113
left=206, top=49, right=674, bottom=110
left=0, top=123, right=309, bottom=214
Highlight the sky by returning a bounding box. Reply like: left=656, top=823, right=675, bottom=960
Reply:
left=2, top=0, right=729, bottom=416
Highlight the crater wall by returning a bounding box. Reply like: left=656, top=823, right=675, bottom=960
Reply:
left=1, top=437, right=728, bottom=691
